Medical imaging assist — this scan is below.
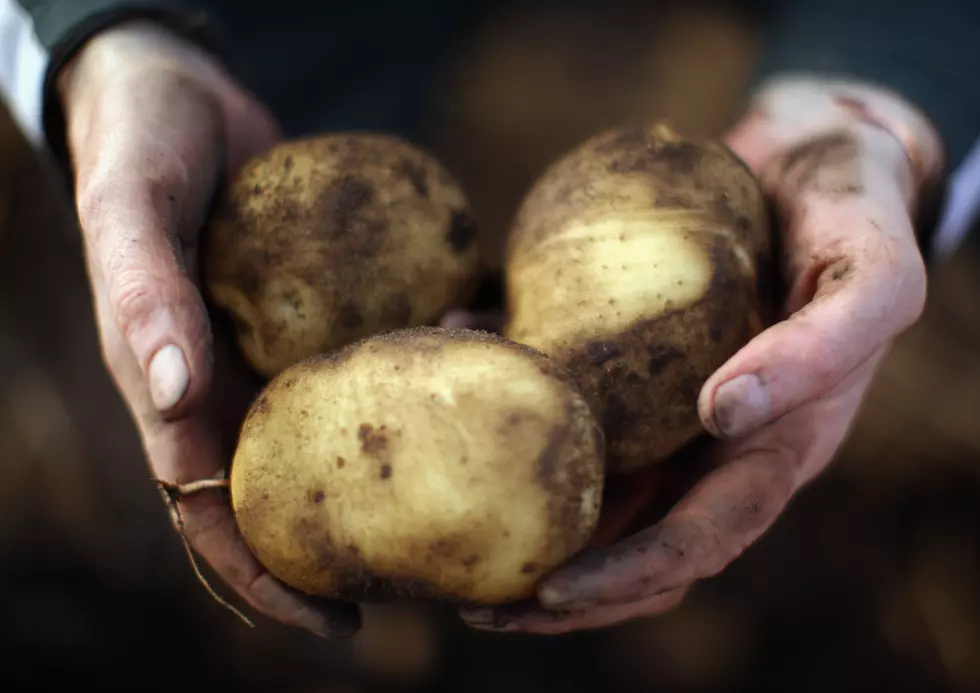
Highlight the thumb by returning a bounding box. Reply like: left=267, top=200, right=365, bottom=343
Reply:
left=83, top=178, right=215, bottom=419
left=73, top=78, right=227, bottom=420
left=698, top=126, right=926, bottom=440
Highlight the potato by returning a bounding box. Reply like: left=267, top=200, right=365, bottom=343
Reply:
left=504, top=121, right=771, bottom=474
left=229, top=326, right=605, bottom=605
left=204, top=133, right=483, bottom=378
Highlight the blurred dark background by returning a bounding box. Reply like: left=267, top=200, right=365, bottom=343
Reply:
left=2, top=3, right=980, bottom=692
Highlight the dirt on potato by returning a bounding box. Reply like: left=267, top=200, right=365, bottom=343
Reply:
left=505, top=121, right=772, bottom=473
left=204, top=134, right=484, bottom=379
left=229, top=326, right=605, bottom=605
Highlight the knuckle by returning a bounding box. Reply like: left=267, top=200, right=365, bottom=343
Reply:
left=781, top=315, right=841, bottom=386
left=802, top=338, right=839, bottom=384
left=76, top=178, right=115, bottom=244
left=107, top=265, right=162, bottom=342
left=631, top=520, right=707, bottom=590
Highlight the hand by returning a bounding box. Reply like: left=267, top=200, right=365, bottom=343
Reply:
left=60, top=21, right=359, bottom=637
left=459, top=77, right=943, bottom=634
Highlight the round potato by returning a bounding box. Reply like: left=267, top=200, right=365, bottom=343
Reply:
left=204, top=133, right=483, bottom=378
left=229, top=326, right=605, bottom=606
left=504, top=121, right=771, bottom=474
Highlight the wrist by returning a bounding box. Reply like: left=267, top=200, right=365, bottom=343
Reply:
left=726, top=75, right=944, bottom=213
left=57, top=20, right=226, bottom=116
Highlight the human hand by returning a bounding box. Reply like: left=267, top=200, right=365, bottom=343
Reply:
left=60, top=21, right=359, bottom=637
left=459, top=76, right=943, bottom=634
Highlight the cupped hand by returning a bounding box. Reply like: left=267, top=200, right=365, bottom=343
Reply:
left=459, top=77, right=944, bottom=634
left=60, top=21, right=359, bottom=637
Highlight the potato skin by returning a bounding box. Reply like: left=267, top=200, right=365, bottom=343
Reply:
left=505, top=121, right=771, bottom=474
left=204, top=133, right=483, bottom=378
left=229, top=326, right=605, bottom=606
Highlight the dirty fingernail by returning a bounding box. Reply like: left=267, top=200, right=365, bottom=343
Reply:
left=712, top=373, right=770, bottom=438
left=538, top=583, right=583, bottom=609
left=300, top=610, right=357, bottom=639
left=252, top=574, right=361, bottom=639
left=301, top=618, right=333, bottom=639
left=461, top=607, right=494, bottom=625
left=148, top=344, right=189, bottom=411
left=461, top=607, right=513, bottom=630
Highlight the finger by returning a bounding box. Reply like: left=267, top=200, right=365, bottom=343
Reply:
left=73, top=79, right=226, bottom=419
left=698, top=198, right=925, bottom=440
left=539, top=353, right=882, bottom=610
left=461, top=587, right=688, bottom=635
left=82, top=179, right=214, bottom=418
left=157, top=430, right=361, bottom=638
left=90, top=274, right=359, bottom=638
left=218, top=86, right=282, bottom=173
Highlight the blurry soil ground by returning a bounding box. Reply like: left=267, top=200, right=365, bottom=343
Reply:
left=2, top=3, right=980, bottom=692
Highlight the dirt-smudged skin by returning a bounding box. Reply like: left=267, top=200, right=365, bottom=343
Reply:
left=505, top=121, right=772, bottom=474
left=204, top=133, right=483, bottom=379
left=229, top=327, right=605, bottom=606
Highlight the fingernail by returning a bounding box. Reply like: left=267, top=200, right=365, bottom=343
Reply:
left=251, top=574, right=361, bottom=639
left=538, top=584, right=583, bottom=610
left=460, top=607, right=514, bottom=630
left=148, top=344, right=190, bottom=411
left=301, top=620, right=332, bottom=639
left=460, top=607, right=494, bottom=625
left=299, top=611, right=344, bottom=639
left=712, top=373, right=770, bottom=438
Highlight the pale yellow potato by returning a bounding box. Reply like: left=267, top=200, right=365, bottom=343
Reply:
left=230, top=326, right=605, bottom=605
left=204, top=133, right=483, bottom=378
left=505, top=121, right=772, bottom=474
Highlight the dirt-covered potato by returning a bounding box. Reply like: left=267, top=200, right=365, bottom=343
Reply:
left=505, top=121, right=771, bottom=474
left=204, top=133, right=483, bottom=378
left=229, top=326, right=605, bottom=605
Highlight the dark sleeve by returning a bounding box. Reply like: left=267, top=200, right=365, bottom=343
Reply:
left=750, top=0, right=980, bottom=173
left=12, top=1, right=224, bottom=165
